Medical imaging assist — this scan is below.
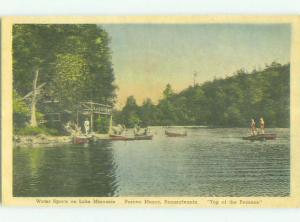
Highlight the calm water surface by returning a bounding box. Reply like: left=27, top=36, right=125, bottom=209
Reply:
left=13, top=128, right=290, bottom=197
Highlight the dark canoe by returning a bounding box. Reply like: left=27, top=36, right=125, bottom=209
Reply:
left=165, top=130, right=187, bottom=137
left=134, top=134, right=153, bottom=140
left=73, top=135, right=93, bottom=144
left=110, top=134, right=153, bottom=141
left=109, top=134, right=130, bottom=141
left=242, top=133, right=277, bottom=141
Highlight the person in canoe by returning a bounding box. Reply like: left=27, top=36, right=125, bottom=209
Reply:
left=260, top=117, right=265, bottom=134
left=112, top=124, right=125, bottom=135
left=250, top=118, right=257, bottom=135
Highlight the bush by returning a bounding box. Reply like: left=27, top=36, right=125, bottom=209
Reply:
left=45, top=128, right=60, bottom=136
left=13, top=90, right=30, bottom=129
left=95, top=116, right=110, bottom=133
left=16, top=126, right=59, bottom=136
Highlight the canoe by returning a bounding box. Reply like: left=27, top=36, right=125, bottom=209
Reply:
left=165, top=130, right=187, bottom=137
left=109, top=134, right=153, bottom=141
left=134, top=134, right=153, bottom=140
left=109, top=134, right=130, bottom=141
left=242, top=133, right=276, bottom=141
left=73, top=135, right=93, bottom=144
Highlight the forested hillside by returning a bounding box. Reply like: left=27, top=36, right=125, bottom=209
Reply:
left=116, top=62, right=290, bottom=128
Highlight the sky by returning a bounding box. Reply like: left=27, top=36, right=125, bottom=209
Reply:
left=102, top=24, right=291, bottom=108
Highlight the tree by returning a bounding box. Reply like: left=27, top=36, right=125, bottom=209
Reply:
left=13, top=90, right=30, bottom=129
left=13, top=25, right=51, bottom=127
left=13, top=24, right=117, bottom=131
left=51, top=54, right=88, bottom=112
left=163, top=83, right=174, bottom=99
left=139, top=98, right=157, bottom=126
left=120, top=96, right=141, bottom=128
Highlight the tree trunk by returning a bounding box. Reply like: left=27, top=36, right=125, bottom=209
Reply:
left=30, top=69, right=39, bottom=127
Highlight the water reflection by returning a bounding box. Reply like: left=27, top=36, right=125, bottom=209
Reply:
left=14, top=141, right=118, bottom=197
left=13, top=128, right=290, bottom=197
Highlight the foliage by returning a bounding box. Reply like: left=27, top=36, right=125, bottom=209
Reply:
left=118, top=63, right=290, bottom=128
left=13, top=89, right=30, bottom=129
left=163, top=83, right=174, bottom=99
left=13, top=24, right=117, bottom=133
left=51, top=53, right=88, bottom=111
left=95, top=115, right=110, bottom=134
left=119, top=96, right=141, bottom=128
left=139, top=98, right=157, bottom=127
left=16, top=126, right=59, bottom=136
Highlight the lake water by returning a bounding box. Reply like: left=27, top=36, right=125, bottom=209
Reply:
left=13, top=127, right=290, bottom=197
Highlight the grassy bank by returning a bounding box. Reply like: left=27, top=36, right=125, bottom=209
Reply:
left=15, top=126, right=61, bottom=136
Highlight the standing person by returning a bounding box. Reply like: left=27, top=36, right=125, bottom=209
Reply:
left=260, top=117, right=265, bottom=134
left=133, top=124, right=138, bottom=135
left=84, top=118, right=90, bottom=135
left=251, top=119, right=257, bottom=136
left=144, top=127, right=149, bottom=135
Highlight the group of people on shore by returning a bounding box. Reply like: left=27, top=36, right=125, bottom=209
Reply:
left=64, top=119, right=90, bottom=136
left=250, top=117, right=265, bottom=136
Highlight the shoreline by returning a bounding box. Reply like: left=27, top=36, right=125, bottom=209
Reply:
left=13, top=134, right=73, bottom=147
left=13, top=127, right=289, bottom=147
left=13, top=133, right=111, bottom=147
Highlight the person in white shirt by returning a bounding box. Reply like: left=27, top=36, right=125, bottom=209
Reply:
left=251, top=119, right=257, bottom=136
left=260, top=117, right=265, bottom=134
left=84, top=119, right=90, bottom=135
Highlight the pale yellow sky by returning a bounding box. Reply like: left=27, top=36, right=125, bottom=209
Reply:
left=103, top=24, right=291, bottom=109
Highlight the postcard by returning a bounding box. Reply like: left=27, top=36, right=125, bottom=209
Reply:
left=1, top=16, right=300, bottom=207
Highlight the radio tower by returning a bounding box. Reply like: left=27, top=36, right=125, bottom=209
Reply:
left=193, top=71, right=198, bottom=87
